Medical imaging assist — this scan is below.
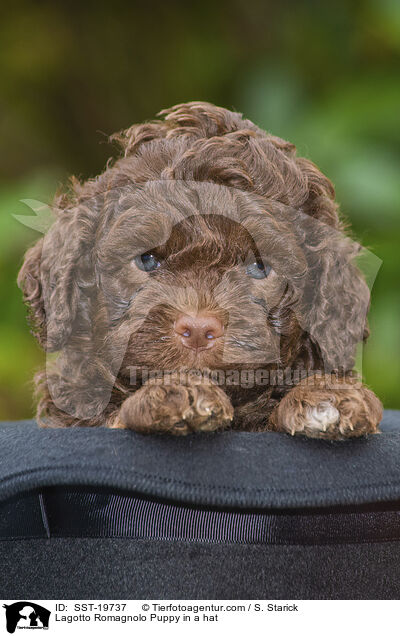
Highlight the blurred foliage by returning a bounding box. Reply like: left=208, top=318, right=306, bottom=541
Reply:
left=0, top=0, right=399, bottom=419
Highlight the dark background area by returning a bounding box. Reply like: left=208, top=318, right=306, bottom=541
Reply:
left=1, top=0, right=399, bottom=419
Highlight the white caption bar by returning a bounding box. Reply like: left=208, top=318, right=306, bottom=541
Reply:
left=0, top=599, right=398, bottom=635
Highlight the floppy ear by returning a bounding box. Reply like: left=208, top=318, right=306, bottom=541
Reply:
left=294, top=160, right=370, bottom=372
left=18, top=208, right=89, bottom=352
left=304, top=231, right=370, bottom=372
left=19, top=204, right=111, bottom=421
left=40, top=208, right=90, bottom=352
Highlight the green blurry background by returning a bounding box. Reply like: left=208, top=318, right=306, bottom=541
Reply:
left=1, top=0, right=399, bottom=419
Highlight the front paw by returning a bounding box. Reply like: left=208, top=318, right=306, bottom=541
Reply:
left=112, top=379, right=234, bottom=435
left=269, top=375, right=383, bottom=440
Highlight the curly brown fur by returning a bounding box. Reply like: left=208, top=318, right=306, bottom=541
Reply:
left=18, top=101, right=382, bottom=439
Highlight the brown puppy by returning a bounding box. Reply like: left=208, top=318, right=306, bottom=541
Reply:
left=18, top=101, right=382, bottom=439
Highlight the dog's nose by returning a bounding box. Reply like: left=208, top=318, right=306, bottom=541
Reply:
left=174, top=313, right=224, bottom=351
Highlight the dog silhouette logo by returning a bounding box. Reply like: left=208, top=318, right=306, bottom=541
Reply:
left=3, top=602, right=50, bottom=633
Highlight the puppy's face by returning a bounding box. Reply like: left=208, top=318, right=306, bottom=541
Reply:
left=96, top=182, right=307, bottom=381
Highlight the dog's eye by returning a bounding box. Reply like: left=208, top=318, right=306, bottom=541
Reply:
left=134, top=253, right=161, bottom=272
left=246, top=260, right=272, bottom=279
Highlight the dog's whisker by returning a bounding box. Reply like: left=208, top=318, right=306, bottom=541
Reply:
left=227, top=336, right=261, bottom=352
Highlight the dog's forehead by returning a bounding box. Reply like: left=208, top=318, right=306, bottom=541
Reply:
left=112, top=180, right=242, bottom=224
left=103, top=180, right=256, bottom=234
left=99, top=180, right=243, bottom=251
